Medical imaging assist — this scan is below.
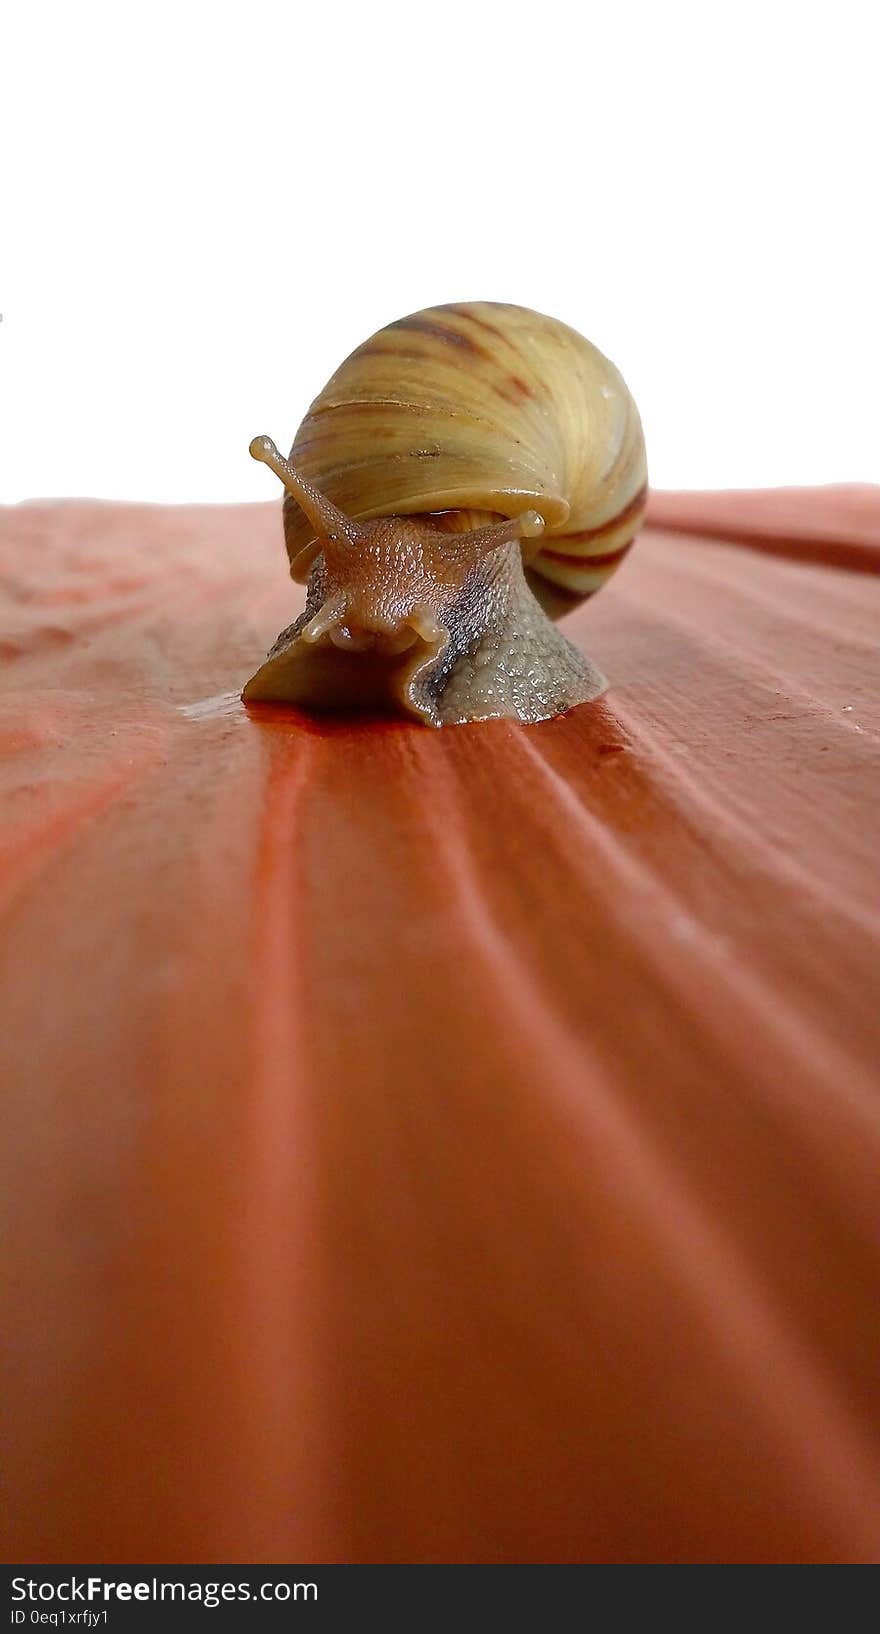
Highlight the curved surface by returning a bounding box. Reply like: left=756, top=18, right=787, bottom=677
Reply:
left=1, top=489, right=879, bottom=1562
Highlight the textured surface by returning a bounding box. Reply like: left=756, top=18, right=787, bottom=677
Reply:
left=1, top=488, right=879, bottom=1563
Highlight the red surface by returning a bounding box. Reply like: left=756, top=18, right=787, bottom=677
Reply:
left=1, top=488, right=879, bottom=1562
left=648, top=483, right=880, bottom=573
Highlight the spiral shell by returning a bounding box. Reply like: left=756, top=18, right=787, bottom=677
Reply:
left=282, top=301, right=647, bottom=615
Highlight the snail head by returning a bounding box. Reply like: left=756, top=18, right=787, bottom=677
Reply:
left=246, top=436, right=544, bottom=711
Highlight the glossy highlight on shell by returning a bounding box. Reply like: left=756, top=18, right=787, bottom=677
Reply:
left=243, top=301, right=647, bottom=726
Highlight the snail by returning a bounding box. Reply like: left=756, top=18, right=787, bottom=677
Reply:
left=244, top=302, right=647, bottom=727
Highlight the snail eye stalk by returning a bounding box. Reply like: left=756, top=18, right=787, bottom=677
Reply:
left=449, top=510, right=545, bottom=563
left=249, top=436, right=365, bottom=550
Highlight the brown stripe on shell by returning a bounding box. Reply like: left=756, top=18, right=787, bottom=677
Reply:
left=442, top=302, right=525, bottom=343
left=524, top=569, right=599, bottom=619
left=557, top=483, right=648, bottom=546
left=385, top=315, right=487, bottom=357
left=538, top=541, right=634, bottom=570
left=488, top=379, right=534, bottom=406
left=387, top=313, right=537, bottom=406
left=442, top=303, right=548, bottom=387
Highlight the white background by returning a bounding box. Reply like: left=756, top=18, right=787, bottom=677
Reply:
left=1, top=0, right=877, bottom=504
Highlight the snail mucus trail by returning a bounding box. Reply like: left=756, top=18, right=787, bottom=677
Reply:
left=242, top=302, right=647, bottom=727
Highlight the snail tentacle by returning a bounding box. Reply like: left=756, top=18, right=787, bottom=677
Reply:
left=299, top=589, right=350, bottom=645
left=249, top=436, right=364, bottom=549
left=442, top=509, right=545, bottom=564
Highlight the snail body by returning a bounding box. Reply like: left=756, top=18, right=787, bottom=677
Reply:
left=244, top=302, right=647, bottom=726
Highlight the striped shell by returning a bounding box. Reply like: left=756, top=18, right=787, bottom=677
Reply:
left=282, top=301, right=647, bottom=617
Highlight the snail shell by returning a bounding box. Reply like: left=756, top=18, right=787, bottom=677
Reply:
left=244, top=301, right=647, bottom=726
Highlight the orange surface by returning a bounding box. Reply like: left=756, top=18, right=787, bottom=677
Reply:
left=1, top=489, right=879, bottom=1563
